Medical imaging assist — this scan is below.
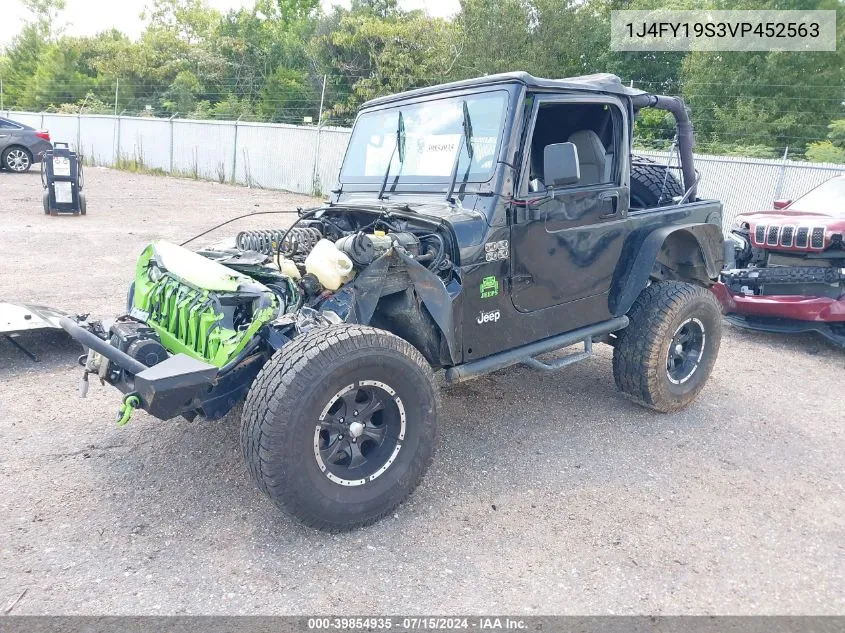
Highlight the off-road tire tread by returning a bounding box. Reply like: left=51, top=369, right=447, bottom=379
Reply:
left=613, top=281, right=721, bottom=412
left=240, top=324, right=439, bottom=531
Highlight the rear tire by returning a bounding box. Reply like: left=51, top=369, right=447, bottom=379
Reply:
left=2, top=146, right=33, bottom=173
left=78, top=192, right=87, bottom=215
left=241, top=324, right=439, bottom=531
left=43, top=190, right=50, bottom=214
left=613, top=281, right=722, bottom=412
left=630, top=155, right=684, bottom=208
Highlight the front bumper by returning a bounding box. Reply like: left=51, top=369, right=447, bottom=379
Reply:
left=60, top=316, right=226, bottom=420
left=712, top=282, right=845, bottom=322
left=714, top=264, right=845, bottom=323
left=712, top=282, right=845, bottom=347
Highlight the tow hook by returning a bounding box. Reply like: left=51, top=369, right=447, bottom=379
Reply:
left=116, top=393, right=141, bottom=426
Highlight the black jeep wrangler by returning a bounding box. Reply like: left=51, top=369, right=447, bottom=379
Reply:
left=61, top=72, right=725, bottom=530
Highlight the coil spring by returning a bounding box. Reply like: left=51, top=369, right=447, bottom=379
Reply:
left=236, top=227, right=322, bottom=257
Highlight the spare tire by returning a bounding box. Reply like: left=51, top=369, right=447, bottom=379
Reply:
left=630, top=155, right=684, bottom=208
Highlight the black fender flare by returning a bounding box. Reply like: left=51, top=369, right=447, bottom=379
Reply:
left=321, top=250, right=461, bottom=367
left=609, top=222, right=724, bottom=317
left=400, top=252, right=461, bottom=366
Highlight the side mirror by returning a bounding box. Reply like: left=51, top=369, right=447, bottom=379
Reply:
left=773, top=199, right=792, bottom=210
left=543, top=142, right=580, bottom=188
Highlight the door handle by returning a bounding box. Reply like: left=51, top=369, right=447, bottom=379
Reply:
left=599, top=192, right=619, bottom=219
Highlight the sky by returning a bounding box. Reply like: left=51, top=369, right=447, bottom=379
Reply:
left=0, top=0, right=460, bottom=46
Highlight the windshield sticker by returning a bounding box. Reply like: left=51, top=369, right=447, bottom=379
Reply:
left=403, top=133, right=461, bottom=177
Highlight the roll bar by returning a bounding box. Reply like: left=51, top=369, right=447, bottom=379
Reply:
left=632, top=94, right=697, bottom=201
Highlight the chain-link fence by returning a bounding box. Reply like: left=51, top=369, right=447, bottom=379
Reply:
left=638, top=149, right=844, bottom=228
left=5, top=110, right=843, bottom=228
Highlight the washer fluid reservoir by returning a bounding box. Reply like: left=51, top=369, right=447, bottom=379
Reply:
left=304, top=239, right=354, bottom=290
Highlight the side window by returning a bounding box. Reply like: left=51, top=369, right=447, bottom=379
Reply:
left=521, top=101, right=621, bottom=194
left=0, top=119, right=22, bottom=130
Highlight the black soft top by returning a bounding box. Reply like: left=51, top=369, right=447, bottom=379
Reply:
left=361, top=72, right=648, bottom=109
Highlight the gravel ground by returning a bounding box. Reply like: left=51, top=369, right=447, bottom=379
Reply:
left=0, top=168, right=842, bottom=615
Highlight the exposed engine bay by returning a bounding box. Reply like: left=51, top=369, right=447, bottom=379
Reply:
left=199, top=209, right=455, bottom=356
left=205, top=209, right=454, bottom=318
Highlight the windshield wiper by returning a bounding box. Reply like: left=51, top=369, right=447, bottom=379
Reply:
left=378, top=111, right=405, bottom=201
left=446, top=101, right=474, bottom=204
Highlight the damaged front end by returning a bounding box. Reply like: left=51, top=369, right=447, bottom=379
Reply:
left=714, top=218, right=845, bottom=346
left=721, top=265, right=845, bottom=300
left=63, top=239, right=296, bottom=423
left=62, top=207, right=460, bottom=423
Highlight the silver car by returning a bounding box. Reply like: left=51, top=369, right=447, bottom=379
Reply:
left=0, top=117, right=52, bottom=173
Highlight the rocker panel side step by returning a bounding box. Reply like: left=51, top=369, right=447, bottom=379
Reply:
left=444, top=316, right=629, bottom=383
left=523, top=337, right=593, bottom=372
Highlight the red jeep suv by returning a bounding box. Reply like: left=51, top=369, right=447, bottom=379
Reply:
left=714, top=175, right=845, bottom=346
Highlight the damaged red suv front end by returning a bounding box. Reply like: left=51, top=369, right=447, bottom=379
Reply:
left=714, top=175, right=845, bottom=346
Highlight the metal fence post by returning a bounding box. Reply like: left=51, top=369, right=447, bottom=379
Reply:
left=232, top=115, right=242, bottom=184
left=115, top=113, right=122, bottom=167
left=169, top=113, right=179, bottom=174
left=312, top=74, right=327, bottom=196
left=773, top=146, right=790, bottom=201
left=76, top=94, right=90, bottom=155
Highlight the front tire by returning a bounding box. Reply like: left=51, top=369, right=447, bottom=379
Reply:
left=241, top=324, right=440, bottom=531
left=613, top=281, right=722, bottom=412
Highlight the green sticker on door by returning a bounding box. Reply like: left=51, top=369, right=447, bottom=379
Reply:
left=480, top=276, right=499, bottom=299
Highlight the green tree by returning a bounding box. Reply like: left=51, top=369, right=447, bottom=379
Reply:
left=258, top=66, right=317, bottom=123
left=826, top=119, right=845, bottom=148
left=1, top=25, right=44, bottom=108
left=633, top=108, right=677, bottom=150
left=451, top=0, right=535, bottom=77
left=21, top=0, right=66, bottom=29
left=805, top=141, right=845, bottom=163
left=310, top=3, right=459, bottom=119
left=162, top=70, right=202, bottom=113
left=805, top=119, right=845, bottom=163
left=680, top=0, right=845, bottom=156
left=0, top=0, right=66, bottom=108
left=143, top=0, right=222, bottom=43
left=23, top=40, right=94, bottom=109
left=211, top=0, right=317, bottom=113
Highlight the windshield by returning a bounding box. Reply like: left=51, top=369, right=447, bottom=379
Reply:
left=339, top=90, right=508, bottom=186
left=789, top=177, right=845, bottom=215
